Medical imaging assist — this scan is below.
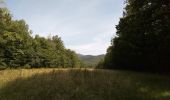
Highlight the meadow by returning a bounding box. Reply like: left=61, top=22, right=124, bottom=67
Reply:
left=0, top=68, right=170, bottom=100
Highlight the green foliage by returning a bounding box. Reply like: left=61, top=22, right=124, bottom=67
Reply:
left=0, top=8, right=81, bottom=68
left=104, top=0, right=170, bottom=71
left=96, top=59, right=104, bottom=69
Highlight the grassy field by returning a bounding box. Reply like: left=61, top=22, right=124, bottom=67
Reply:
left=0, top=68, right=170, bottom=100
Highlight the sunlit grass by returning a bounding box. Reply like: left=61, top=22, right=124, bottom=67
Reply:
left=0, top=68, right=170, bottom=100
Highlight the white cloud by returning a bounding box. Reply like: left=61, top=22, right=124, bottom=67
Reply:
left=67, top=31, right=115, bottom=55
left=67, top=42, right=109, bottom=55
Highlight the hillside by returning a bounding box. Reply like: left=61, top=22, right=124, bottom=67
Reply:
left=78, top=54, right=105, bottom=67
left=0, top=69, right=170, bottom=100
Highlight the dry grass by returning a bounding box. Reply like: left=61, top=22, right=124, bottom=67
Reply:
left=0, top=68, right=170, bottom=100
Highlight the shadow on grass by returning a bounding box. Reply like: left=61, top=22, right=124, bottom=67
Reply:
left=0, top=69, right=170, bottom=100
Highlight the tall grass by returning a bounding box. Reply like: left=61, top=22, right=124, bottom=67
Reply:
left=0, top=68, right=170, bottom=100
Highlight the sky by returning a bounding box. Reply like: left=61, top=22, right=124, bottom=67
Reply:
left=5, top=0, right=124, bottom=55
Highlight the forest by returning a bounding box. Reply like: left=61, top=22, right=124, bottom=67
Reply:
left=0, top=8, right=82, bottom=69
left=102, top=0, right=170, bottom=72
left=0, top=0, right=170, bottom=100
left=1, top=0, right=169, bottom=72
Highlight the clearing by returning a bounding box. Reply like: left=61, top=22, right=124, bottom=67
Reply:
left=0, top=68, right=170, bottom=100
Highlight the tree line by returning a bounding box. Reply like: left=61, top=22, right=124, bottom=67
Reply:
left=101, top=0, right=170, bottom=72
left=0, top=8, right=82, bottom=69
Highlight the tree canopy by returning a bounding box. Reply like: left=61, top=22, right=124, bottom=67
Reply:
left=103, top=0, right=170, bottom=72
left=0, top=8, right=81, bottom=69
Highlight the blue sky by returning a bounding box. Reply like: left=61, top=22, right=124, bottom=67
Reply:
left=5, top=0, right=124, bottom=55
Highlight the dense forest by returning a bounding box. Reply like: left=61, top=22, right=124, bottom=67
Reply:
left=0, top=8, right=82, bottom=69
left=1, top=0, right=170, bottom=71
left=102, top=0, right=170, bottom=72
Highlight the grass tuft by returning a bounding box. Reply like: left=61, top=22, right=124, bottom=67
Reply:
left=0, top=68, right=170, bottom=100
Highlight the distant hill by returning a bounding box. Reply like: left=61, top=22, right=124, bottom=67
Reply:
left=77, top=54, right=105, bottom=67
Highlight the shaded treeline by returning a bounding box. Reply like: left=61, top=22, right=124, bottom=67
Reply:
left=0, top=8, right=82, bottom=69
left=100, top=0, right=170, bottom=72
